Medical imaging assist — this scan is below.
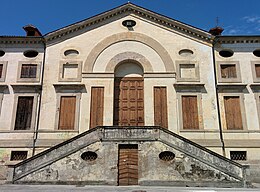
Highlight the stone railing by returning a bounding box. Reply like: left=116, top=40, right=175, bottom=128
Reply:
left=10, top=126, right=247, bottom=183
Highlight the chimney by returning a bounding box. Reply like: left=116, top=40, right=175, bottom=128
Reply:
left=23, top=25, right=42, bottom=37
left=209, top=26, right=224, bottom=36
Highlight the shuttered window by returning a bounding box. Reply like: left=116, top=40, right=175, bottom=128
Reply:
left=255, top=64, right=260, bottom=78
left=224, top=96, right=243, bottom=130
left=14, top=97, right=34, bottom=130
left=182, top=96, right=199, bottom=129
left=90, top=87, right=104, bottom=129
left=21, top=64, right=37, bottom=78
left=58, top=96, right=76, bottom=130
left=154, top=87, right=168, bottom=128
left=0, top=64, right=3, bottom=78
left=220, top=64, right=237, bottom=78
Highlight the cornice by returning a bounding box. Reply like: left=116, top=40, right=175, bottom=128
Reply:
left=0, top=36, right=44, bottom=45
left=216, top=36, right=260, bottom=44
left=44, top=3, right=214, bottom=44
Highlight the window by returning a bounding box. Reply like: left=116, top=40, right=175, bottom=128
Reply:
left=256, top=64, right=260, bottom=78
left=217, top=61, right=241, bottom=83
left=0, top=64, right=3, bottom=79
left=59, top=61, right=82, bottom=82
left=58, top=96, right=77, bottom=130
left=10, top=151, right=28, bottom=161
left=220, top=64, right=237, bottom=78
left=21, top=64, right=37, bottom=78
left=181, top=96, right=199, bottom=129
left=223, top=96, right=243, bottom=130
left=230, top=151, right=247, bottom=161
left=14, top=97, right=34, bottom=130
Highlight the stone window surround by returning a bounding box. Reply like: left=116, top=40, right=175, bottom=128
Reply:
left=54, top=92, right=81, bottom=131
left=254, top=93, right=260, bottom=129
left=0, top=61, right=8, bottom=82
left=176, top=60, right=200, bottom=82
left=219, top=93, right=247, bottom=131
left=216, top=61, right=241, bottom=83
left=0, top=93, right=3, bottom=116
left=11, top=93, right=39, bottom=132
left=59, top=60, right=82, bottom=82
left=177, top=92, right=203, bottom=131
left=17, top=61, right=41, bottom=82
left=251, top=61, right=260, bottom=83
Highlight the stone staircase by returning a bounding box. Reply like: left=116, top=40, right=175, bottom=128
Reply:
left=9, top=126, right=249, bottom=187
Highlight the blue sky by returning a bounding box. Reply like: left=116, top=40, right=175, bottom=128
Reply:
left=1, top=0, right=260, bottom=36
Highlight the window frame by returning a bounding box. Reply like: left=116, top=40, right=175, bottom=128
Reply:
left=176, top=60, right=200, bottom=82
left=251, top=61, right=260, bottom=83
left=0, top=61, right=8, bottom=82
left=11, top=93, right=38, bottom=131
left=59, top=60, right=82, bottom=82
left=216, top=61, right=241, bottom=83
left=178, top=93, right=203, bottom=131
left=17, top=61, right=41, bottom=82
left=220, top=93, right=247, bottom=131
left=254, top=93, right=260, bottom=129
left=55, top=92, right=81, bottom=131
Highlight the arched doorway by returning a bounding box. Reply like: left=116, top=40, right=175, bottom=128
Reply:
left=113, top=62, right=144, bottom=126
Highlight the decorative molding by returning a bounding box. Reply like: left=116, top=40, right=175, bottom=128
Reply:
left=0, top=37, right=44, bottom=45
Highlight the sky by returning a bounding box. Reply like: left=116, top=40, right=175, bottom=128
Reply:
left=1, top=0, right=260, bottom=36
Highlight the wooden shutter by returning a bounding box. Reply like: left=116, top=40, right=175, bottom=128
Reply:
left=90, top=87, right=104, bottom=129
left=0, top=64, right=3, bottom=78
left=154, top=87, right=168, bottom=128
left=21, top=64, right=37, bottom=78
left=255, top=64, right=260, bottom=78
left=182, top=96, right=199, bottom=129
left=220, top=65, right=237, bottom=78
left=14, top=97, right=34, bottom=130
left=58, top=96, right=76, bottom=130
left=224, top=96, right=243, bottom=130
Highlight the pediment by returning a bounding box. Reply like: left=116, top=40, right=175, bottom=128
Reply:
left=44, top=3, right=214, bottom=44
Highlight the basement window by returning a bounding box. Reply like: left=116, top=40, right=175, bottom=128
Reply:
left=159, top=151, right=175, bottom=161
left=230, top=151, right=247, bottom=161
left=81, top=151, right=97, bottom=161
left=10, top=151, right=28, bottom=161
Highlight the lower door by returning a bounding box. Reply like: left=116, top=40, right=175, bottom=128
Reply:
left=118, top=144, right=138, bottom=185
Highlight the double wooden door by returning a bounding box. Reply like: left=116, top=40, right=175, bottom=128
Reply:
left=113, top=77, right=144, bottom=126
left=118, top=144, right=138, bottom=185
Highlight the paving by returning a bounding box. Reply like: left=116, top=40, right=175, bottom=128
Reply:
left=1, top=185, right=260, bottom=192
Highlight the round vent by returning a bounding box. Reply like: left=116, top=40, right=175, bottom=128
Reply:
left=0, top=50, right=5, bottom=57
left=23, top=50, right=38, bottom=58
left=81, top=151, right=97, bottom=161
left=253, top=49, right=260, bottom=57
left=219, top=50, right=234, bottom=58
left=159, top=151, right=175, bottom=161
left=122, top=20, right=136, bottom=28
left=179, top=49, right=194, bottom=57
left=64, top=49, right=79, bottom=56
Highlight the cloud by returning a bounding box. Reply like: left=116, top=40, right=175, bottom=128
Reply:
left=243, top=16, right=260, bottom=23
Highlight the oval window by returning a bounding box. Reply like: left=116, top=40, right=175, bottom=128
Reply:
left=81, top=151, right=97, bottom=161
left=0, top=50, right=5, bottom=57
left=219, top=50, right=234, bottom=58
left=253, top=49, right=260, bottom=57
left=159, top=151, right=175, bottom=161
left=64, top=49, right=79, bottom=56
left=23, top=50, right=38, bottom=58
left=179, top=49, right=194, bottom=57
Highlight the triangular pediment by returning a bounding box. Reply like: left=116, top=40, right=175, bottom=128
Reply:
left=44, top=3, right=214, bottom=44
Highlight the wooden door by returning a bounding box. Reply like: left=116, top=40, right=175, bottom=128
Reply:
left=182, top=96, right=199, bottom=129
left=90, top=87, right=104, bottom=129
left=14, top=96, right=34, bottom=130
left=58, top=96, right=76, bottom=130
left=154, top=87, right=168, bottom=128
left=118, top=144, right=138, bottom=185
left=114, top=77, right=144, bottom=126
left=224, top=96, right=243, bottom=130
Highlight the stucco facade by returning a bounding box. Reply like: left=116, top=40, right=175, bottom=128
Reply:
left=0, top=3, right=260, bottom=186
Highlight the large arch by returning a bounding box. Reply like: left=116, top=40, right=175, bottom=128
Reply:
left=105, top=52, right=153, bottom=73
left=83, top=32, right=175, bottom=73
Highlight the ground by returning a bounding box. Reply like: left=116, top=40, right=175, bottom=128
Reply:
left=1, top=185, right=260, bottom=192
